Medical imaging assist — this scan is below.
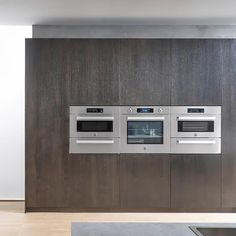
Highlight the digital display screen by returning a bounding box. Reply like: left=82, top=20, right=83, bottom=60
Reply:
left=187, top=108, right=204, bottom=113
left=86, top=108, right=103, bottom=113
left=137, top=108, right=154, bottom=113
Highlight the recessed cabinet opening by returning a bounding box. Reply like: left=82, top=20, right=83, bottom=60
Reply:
left=70, top=106, right=221, bottom=154
left=127, top=121, right=163, bottom=144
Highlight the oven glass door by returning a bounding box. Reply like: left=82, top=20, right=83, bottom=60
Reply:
left=178, top=121, right=214, bottom=132
left=127, top=121, right=163, bottom=144
left=77, top=120, right=113, bottom=132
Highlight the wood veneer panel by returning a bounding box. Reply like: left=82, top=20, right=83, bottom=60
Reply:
left=171, top=155, right=221, bottom=208
left=68, top=155, right=120, bottom=208
left=119, top=39, right=171, bottom=105
left=25, top=39, right=70, bottom=208
left=120, top=154, right=170, bottom=208
left=171, top=40, right=223, bottom=105
left=222, top=40, right=236, bottom=208
left=25, top=39, right=236, bottom=212
left=70, top=39, right=120, bottom=105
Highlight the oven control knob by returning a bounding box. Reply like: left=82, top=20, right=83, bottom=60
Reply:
left=144, top=146, right=147, bottom=151
left=93, top=133, right=98, bottom=137
left=158, top=108, right=163, bottom=113
left=129, top=107, right=133, bottom=113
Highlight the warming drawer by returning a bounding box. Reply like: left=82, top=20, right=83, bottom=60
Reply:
left=171, top=138, right=221, bottom=154
left=69, top=137, right=120, bottom=154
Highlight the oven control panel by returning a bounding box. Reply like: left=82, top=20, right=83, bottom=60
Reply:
left=126, top=106, right=168, bottom=114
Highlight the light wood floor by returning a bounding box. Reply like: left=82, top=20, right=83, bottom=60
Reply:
left=1, top=202, right=236, bottom=236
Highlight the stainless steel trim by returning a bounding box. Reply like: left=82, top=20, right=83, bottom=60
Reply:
left=120, top=106, right=170, bottom=115
left=177, top=140, right=217, bottom=144
left=70, top=106, right=120, bottom=139
left=76, top=116, right=114, bottom=121
left=171, top=106, right=221, bottom=114
left=70, top=105, right=221, bottom=154
left=69, top=137, right=120, bottom=153
left=76, top=139, right=114, bottom=144
left=127, top=116, right=165, bottom=121
left=189, top=226, right=205, bottom=236
left=171, top=138, right=221, bottom=154
left=177, top=116, right=216, bottom=121
left=171, top=106, right=221, bottom=138
left=120, top=106, right=171, bottom=153
left=171, top=106, right=221, bottom=153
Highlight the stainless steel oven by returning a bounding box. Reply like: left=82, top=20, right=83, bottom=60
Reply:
left=171, top=106, right=221, bottom=154
left=120, top=106, right=170, bottom=153
left=69, top=106, right=120, bottom=153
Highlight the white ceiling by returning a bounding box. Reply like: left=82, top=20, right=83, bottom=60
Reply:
left=1, top=0, right=236, bottom=25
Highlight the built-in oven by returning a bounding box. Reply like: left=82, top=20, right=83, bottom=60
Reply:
left=120, top=106, right=170, bottom=153
left=171, top=106, right=221, bottom=154
left=69, top=106, right=120, bottom=153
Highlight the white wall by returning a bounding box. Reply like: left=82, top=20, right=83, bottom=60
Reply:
left=0, top=26, right=31, bottom=200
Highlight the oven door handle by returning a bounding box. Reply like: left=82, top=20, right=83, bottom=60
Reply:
left=127, top=116, right=165, bottom=121
left=177, top=140, right=216, bottom=144
left=76, top=139, right=115, bottom=144
left=177, top=116, right=216, bottom=121
left=76, top=116, right=114, bottom=121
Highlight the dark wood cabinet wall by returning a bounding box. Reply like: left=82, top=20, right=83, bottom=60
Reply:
left=120, top=40, right=172, bottom=105
left=70, top=40, right=120, bottom=105
left=26, top=39, right=236, bottom=212
left=120, top=154, right=170, bottom=209
left=171, top=155, right=221, bottom=209
left=221, top=40, right=236, bottom=208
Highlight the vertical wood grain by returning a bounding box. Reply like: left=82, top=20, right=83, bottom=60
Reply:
left=25, top=39, right=70, bottom=208
left=171, top=155, right=221, bottom=208
left=119, top=39, right=172, bottom=105
left=171, top=40, right=223, bottom=105
left=25, top=39, right=236, bottom=212
left=222, top=40, right=236, bottom=207
left=70, top=39, right=120, bottom=105
left=120, top=154, right=170, bottom=209
left=68, top=155, right=120, bottom=209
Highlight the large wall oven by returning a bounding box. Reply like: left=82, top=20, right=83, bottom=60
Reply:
left=120, top=106, right=170, bottom=153
left=171, top=106, right=221, bottom=154
left=69, top=106, right=120, bottom=153
left=69, top=106, right=221, bottom=154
